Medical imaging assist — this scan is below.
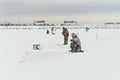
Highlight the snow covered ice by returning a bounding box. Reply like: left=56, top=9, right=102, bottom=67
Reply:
left=0, top=27, right=120, bottom=80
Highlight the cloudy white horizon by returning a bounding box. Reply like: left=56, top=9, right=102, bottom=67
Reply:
left=1, top=0, right=120, bottom=16
left=0, top=0, right=120, bottom=23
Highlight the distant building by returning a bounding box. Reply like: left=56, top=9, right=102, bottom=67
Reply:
left=33, top=20, right=49, bottom=26
left=104, top=22, right=120, bottom=25
left=60, top=21, right=77, bottom=26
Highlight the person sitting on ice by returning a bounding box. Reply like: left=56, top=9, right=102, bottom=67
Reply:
left=70, top=33, right=83, bottom=52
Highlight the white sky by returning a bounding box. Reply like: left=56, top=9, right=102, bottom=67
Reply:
left=0, top=0, right=120, bottom=16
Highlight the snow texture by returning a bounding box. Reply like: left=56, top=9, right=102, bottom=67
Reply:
left=0, top=28, right=120, bottom=80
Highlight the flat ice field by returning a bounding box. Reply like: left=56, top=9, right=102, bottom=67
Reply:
left=0, top=28, right=120, bottom=80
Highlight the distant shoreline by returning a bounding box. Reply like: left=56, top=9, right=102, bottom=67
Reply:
left=0, top=25, right=120, bottom=30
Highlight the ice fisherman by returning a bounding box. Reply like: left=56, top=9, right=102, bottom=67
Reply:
left=51, top=27, right=55, bottom=34
left=46, top=29, right=49, bottom=34
left=85, top=27, right=89, bottom=32
left=62, top=27, right=69, bottom=45
left=70, top=33, right=83, bottom=52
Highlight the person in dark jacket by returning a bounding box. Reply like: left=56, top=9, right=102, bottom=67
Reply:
left=62, top=27, right=69, bottom=45
left=46, top=29, right=49, bottom=34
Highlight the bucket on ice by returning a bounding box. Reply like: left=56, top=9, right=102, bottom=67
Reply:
left=33, top=44, right=41, bottom=50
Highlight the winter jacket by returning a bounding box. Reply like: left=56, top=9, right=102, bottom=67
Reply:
left=73, top=36, right=81, bottom=46
left=71, top=33, right=81, bottom=46
left=62, top=28, right=69, bottom=37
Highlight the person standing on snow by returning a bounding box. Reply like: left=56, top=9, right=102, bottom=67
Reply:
left=51, top=27, right=55, bottom=34
left=62, top=27, right=69, bottom=45
left=46, top=29, right=49, bottom=34
left=85, top=27, right=89, bottom=32
left=70, top=33, right=83, bottom=52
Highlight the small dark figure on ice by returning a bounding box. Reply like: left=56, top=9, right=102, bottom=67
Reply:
left=46, top=29, right=49, bottom=34
left=69, top=33, right=84, bottom=52
left=62, top=27, right=69, bottom=45
left=85, top=27, right=89, bottom=32
left=51, top=27, right=55, bottom=34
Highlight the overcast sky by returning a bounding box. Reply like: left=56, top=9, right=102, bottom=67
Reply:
left=0, top=0, right=120, bottom=16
